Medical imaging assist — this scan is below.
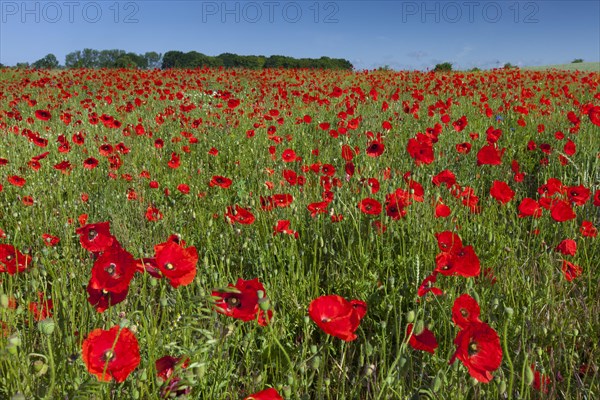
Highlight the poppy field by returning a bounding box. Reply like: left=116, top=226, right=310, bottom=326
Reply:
left=0, top=66, right=599, bottom=399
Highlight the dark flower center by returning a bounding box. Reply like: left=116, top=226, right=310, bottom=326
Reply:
left=164, top=262, right=174, bottom=270
left=468, top=341, right=479, bottom=356
left=225, top=296, right=241, bottom=308
left=105, top=263, right=116, bottom=275
left=6, top=254, right=13, bottom=261
left=321, top=317, right=331, bottom=323
left=88, top=229, right=98, bottom=240
left=102, top=350, right=115, bottom=362
left=460, top=309, right=469, bottom=317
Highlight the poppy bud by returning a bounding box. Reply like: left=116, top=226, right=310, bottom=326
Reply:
left=0, top=294, right=8, bottom=308
left=499, top=380, right=507, bottom=394
left=33, top=360, right=48, bottom=376
left=311, top=356, right=321, bottom=370
left=310, top=345, right=318, bottom=354
left=8, top=333, right=21, bottom=347
left=525, top=364, right=535, bottom=385
left=283, top=386, right=292, bottom=397
left=258, top=296, right=270, bottom=312
left=413, top=320, right=425, bottom=336
left=536, top=347, right=543, bottom=357
left=504, top=307, right=514, bottom=317
left=432, top=375, right=442, bottom=392
left=37, top=318, right=55, bottom=336
left=406, top=310, right=415, bottom=323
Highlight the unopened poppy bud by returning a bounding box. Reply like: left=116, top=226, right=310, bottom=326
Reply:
left=432, top=375, right=442, bottom=392
left=573, top=328, right=579, bottom=336
left=38, top=318, right=55, bottom=336
left=525, top=364, right=535, bottom=385
left=504, top=307, right=514, bottom=317
left=324, top=377, right=331, bottom=386
left=258, top=296, right=270, bottom=311
left=1, top=294, right=9, bottom=308
left=406, top=310, right=415, bottom=323
left=119, top=319, right=131, bottom=329
left=8, top=334, right=21, bottom=347
left=310, top=345, right=318, bottom=354
left=33, top=360, right=48, bottom=376
left=283, top=386, right=292, bottom=397
left=414, top=320, right=425, bottom=336
left=536, top=347, right=543, bottom=357
left=499, top=380, right=507, bottom=394
left=311, top=356, right=321, bottom=370
left=364, top=364, right=376, bottom=377
left=160, top=297, right=168, bottom=307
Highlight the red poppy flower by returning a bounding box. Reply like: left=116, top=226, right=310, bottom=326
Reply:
left=555, top=239, right=577, bottom=256
left=407, top=136, right=434, bottom=166
left=281, top=148, right=297, bottom=162
left=308, top=294, right=367, bottom=342
left=209, top=175, right=232, bottom=188
left=450, top=321, right=502, bottom=383
left=91, top=243, right=136, bottom=293
left=518, top=198, right=543, bottom=218
left=358, top=198, right=382, bottom=215
left=83, top=157, right=99, bottom=170
left=154, top=239, right=198, bottom=288
left=452, top=116, right=468, bottom=132
left=307, top=201, right=329, bottom=217
left=456, top=142, right=472, bottom=154
left=272, top=194, right=293, bottom=208
left=274, top=220, right=299, bottom=238
left=244, top=388, right=284, bottom=400
left=550, top=200, right=576, bottom=222
left=406, top=323, right=438, bottom=354
left=531, top=364, right=551, bottom=393
left=476, top=144, right=505, bottom=166
left=435, top=231, right=463, bottom=254
left=417, top=273, right=443, bottom=297
left=42, top=233, right=60, bottom=247
left=434, top=199, right=451, bottom=218
left=146, top=205, right=163, bottom=222
left=580, top=220, right=597, bottom=238
left=452, top=294, right=481, bottom=329
left=566, top=185, right=590, bottom=206
left=366, top=141, right=385, bottom=157
left=167, top=152, right=180, bottom=169
left=585, top=105, right=600, bottom=126
left=86, top=280, right=129, bottom=313
left=8, top=175, right=26, bottom=187
left=35, top=109, right=51, bottom=121
left=156, top=355, right=189, bottom=381
left=490, top=180, right=515, bottom=204
left=28, top=292, right=53, bottom=321
left=212, top=278, right=272, bottom=326
left=75, top=222, right=115, bottom=253
left=432, top=170, right=456, bottom=188
left=224, top=205, right=255, bottom=225
left=82, top=326, right=140, bottom=382
left=562, top=260, right=582, bottom=281
left=0, top=244, right=32, bottom=274
left=435, top=246, right=481, bottom=278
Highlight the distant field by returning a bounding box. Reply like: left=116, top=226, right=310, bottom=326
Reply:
left=523, top=62, right=600, bottom=72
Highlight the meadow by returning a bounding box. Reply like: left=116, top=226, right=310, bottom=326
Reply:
left=0, top=66, right=599, bottom=399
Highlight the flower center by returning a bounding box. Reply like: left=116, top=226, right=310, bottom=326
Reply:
left=105, top=263, right=116, bottom=275
left=468, top=341, right=479, bottom=356
left=225, top=296, right=241, bottom=308
left=164, top=262, right=174, bottom=270
left=6, top=254, right=13, bottom=261
left=321, top=317, right=331, bottom=323
left=88, top=229, right=98, bottom=240
left=460, top=309, right=469, bottom=317
left=103, top=350, right=115, bottom=362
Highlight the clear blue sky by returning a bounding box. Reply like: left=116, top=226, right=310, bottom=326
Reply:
left=0, top=0, right=598, bottom=70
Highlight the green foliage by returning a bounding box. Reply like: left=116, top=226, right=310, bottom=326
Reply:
left=433, top=62, right=453, bottom=72
left=31, top=54, right=60, bottom=69
left=572, top=58, right=584, bottom=63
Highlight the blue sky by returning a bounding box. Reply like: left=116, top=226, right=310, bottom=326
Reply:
left=0, top=0, right=599, bottom=70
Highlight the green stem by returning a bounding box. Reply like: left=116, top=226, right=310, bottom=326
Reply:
left=503, top=317, right=514, bottom=400
left=44, top=336, right=56, bottom=399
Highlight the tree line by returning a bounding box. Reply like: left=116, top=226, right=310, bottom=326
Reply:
left=5, top=49, right=353, bottom=70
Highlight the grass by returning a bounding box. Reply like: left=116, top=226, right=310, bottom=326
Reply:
left=522, top=62, right=600, bottom=72
left=0, top=66, right=599, bottom=399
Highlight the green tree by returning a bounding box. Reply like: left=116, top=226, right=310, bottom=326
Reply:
left=32, top=54, right=60, bottom=69
left=433, top=62, right=453, bottom=72
left=572, top=58, right=584, bottom=63
left=144, top=52, right=162, bottom=69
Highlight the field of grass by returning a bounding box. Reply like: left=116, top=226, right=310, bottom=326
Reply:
left=0, top=67, right=599, bottom=399
left=523, top=62, right=600, bottom=72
